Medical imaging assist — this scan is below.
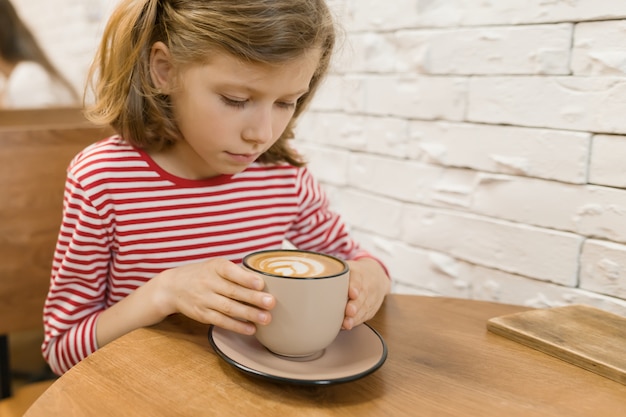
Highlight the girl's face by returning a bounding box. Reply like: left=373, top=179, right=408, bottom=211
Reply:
left=149, top=44, right=320, bottom=180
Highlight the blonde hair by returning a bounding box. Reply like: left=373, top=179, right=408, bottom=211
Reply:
left=85, top=0, right=336, bottom=166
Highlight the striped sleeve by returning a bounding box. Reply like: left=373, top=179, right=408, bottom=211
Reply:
left=42, top=169, right=111, bottom=375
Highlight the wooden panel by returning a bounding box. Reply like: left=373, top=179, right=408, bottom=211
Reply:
left=487, top=304, right=626, bottom=385
left=0, top=107, right=92, bottom=128
left=0, top=121, right=113, bottom=334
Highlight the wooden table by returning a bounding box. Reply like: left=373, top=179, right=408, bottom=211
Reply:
left=25, top=295, right=626, bottom=416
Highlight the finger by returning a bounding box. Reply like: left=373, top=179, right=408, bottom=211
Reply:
left=344, top=299, right=357, bottom=318
left=202, top=293, right=272, bottom=326
left=213, top=315, right=257, bottom=335
left=209, top=260, right=275, bottom=309
left=342, top=316, right=355, bottom=330
left=209, top=278, right=275, bottom=315
left=215, top=260, right=265, bottom=291
left=348, top=285, right=360, bottom=300
left=214, top=276, right=275, bottom=311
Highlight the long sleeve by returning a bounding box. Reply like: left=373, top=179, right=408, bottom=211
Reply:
left=42, top=170, right=112, bottom=375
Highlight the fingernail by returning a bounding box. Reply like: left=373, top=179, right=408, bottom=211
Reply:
left=262, top=295, right=273, bottom=307
left=258, top=311, right=269, bottom=324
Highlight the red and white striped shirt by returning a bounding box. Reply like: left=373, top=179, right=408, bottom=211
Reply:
left=42, top=136, right=375, bottom=374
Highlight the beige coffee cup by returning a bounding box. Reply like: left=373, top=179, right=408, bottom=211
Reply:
left=243, top=249, right=349, bottom=359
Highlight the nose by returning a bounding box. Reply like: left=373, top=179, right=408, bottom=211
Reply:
left=242, top=106, right=273, bottom=144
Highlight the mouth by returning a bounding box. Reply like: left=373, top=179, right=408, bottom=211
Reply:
left=225, top=151, right=260, bottom=164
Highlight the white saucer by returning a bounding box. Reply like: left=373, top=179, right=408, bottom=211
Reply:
left=208, top=324, right=387, bottom=385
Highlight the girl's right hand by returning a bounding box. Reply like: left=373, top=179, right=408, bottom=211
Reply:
left=154, top=258, right=276, bottom=335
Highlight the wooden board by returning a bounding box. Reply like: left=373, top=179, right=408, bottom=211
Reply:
left=487, top=304, right=626, bottom=385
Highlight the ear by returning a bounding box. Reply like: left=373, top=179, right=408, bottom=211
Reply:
left=150, top=41, right=173, bottom=93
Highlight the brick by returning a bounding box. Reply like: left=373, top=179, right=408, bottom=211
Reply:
left=385, top=244, right=472, bottom=298
left=335, top=190, right=405, bottom=240
left=355, top=231, right=626, bottom=317
left=344, top=0, right=421, bottom=31
left=589, top=134, right=626, bottom=188
left=294, top=143, right=350, bottom=186
left=346, top=154, right=443, bottom=203
left=468, top=76, right=626, bottom=134
left=344, top=33, right=398, bottom=74
left=573, top=21, right=626, bottom=76
left=350, top=231, right=472, bottom=297
left=363, top=75, right=468, bottom=120
left=333, top=161, right=626, bottom=245
left=296, top=112, right=411, bottom=158
left=357, top=230, right=626, bottom=317
left=296, top=113, right=358, bottom=148
left=309, top=148, right=626, bottom=245
left=407, top=121, right=590, bottom=184
left=466, top=175, right=626, bottom=243
left=447, top=1, right=626, bottom=27
left=308, top=75, right=347, bottom=112
left=401, top=206, right=582, bottom=285
left=572, top=186, right=626, bottom=243
left=580, top=239, right=626, bottom=299
left=346, top=1, right=626, bottom=29
left=392, top=283, right=440, bottom=296
left=394, top=24, right=572, bottom=75
left=348, top=230, right=396, bottom=269
left=471, top=264, right=626, bottom=317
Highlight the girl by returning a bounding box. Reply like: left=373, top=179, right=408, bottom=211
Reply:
left=42, top=0, right=390, bottom=375
left=0, top=0, right=79, bottom=107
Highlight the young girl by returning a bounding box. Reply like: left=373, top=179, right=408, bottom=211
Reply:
left=42, top=0, right=390, bottom=375
left=0, top=0, right=78, bottom=107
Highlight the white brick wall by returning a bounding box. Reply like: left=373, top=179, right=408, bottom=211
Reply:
left=299, top=0, right=626, bottom=316
left=16, top=0, right=626, bottom=316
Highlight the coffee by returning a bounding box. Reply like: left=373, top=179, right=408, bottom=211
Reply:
left=245, top=250, right=346, bottom=278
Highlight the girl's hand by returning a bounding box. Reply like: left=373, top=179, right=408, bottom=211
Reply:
left=155, top=258, right=276, bottom=335
left=342, top=257, right=390, bottom=330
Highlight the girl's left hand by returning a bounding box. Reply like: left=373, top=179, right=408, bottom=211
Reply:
left=343, top=257, right=391, bottom=330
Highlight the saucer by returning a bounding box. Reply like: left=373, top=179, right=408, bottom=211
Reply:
left=208, top=324, right=387, bottom=385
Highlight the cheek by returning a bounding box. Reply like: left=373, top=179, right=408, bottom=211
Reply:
left=273, top=113, right=295, bottom=139
left=176, top=96, right=230, bottom=131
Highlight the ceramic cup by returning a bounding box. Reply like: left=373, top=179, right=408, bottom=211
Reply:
left=242, top=249, right=349, bottom=359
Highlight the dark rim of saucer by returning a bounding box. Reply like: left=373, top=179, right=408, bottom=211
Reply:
left=208, top=324, right=388, bottom=386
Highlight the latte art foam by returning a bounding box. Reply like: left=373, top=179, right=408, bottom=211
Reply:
left=245, top=250, right=345, bottom=278
left=258, top=256, right=326, bottom=277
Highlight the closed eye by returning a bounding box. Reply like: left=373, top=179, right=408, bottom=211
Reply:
left=220, top=95, right=297, bottom=110
left=220, top=95, right=247, bottom=108
left=276, top=101, right=296, bottom=110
